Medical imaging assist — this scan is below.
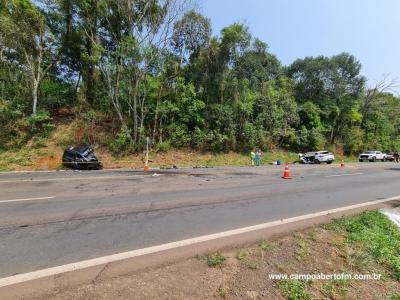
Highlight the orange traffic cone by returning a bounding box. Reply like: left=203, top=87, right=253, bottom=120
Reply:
left=340, top=160, right=345, bottom=168
left=282, top=164, right=292, bottom=179
left=144, top=161, right=150, bottom=171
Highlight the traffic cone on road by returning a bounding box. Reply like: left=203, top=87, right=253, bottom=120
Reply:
left=282, top=164, right=292, bottom=179
left=144, top=161, right=150, bottom=172
left=340, top=160, right=345, bottom=168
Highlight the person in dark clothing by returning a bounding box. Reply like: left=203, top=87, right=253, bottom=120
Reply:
left=394, top=151, right=400, bottom=163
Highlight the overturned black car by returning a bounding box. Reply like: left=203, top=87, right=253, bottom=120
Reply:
left=62, top=145, right=103, bottom=170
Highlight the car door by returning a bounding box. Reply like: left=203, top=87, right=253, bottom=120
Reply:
left=376, top=152, right=383, bottom=160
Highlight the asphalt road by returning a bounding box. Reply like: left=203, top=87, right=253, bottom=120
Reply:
left=1, top=163, right=400, bottom=278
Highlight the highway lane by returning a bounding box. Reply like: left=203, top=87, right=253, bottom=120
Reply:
left=0, top=163, right=400, bottom=278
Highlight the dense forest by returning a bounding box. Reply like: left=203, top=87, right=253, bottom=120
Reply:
left=1, top=0, right=399, bottom=155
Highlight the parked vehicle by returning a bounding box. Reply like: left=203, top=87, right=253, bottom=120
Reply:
left=299, top=151, right=335, bottom=164
left=384, top=153, right=395, bottom=162
left=62, top=145, right=103, bottom=170
left=358, top=151, right=386, bottom=162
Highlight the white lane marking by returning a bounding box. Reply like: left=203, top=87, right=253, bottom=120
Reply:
left=0, top=175, right=140, bottom=184
left=0, top=170, right=66, bottom=174
left=0, top=197, right=55, bottom=204
left=0, top=194, right=399, bottom=288
left=325, top=172, right=364, bottom=178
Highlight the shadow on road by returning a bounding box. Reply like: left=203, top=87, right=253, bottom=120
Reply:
left=385, top=167, right=400, bottom=171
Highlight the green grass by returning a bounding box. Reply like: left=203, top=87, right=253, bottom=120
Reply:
left=244, top=259, right=259, bottom=270
left=205, top=252, right=226, bottom=268
left=320, top=279, right=351, bottom=299
left=389, top=294, right=400, bottom=300
left=259, top=240, right=271, bottom=252
left=194, top=150, right=301, bottom=167
left=295, top=239, right=310, bottom=261
left=218, top=286, right=229, bottom=298
left=278, top=280, right=311, bottom=300
left=325, top=211, right=400, bottom=280
left=235, top=249, right=248, bottom=260
left=0, top=148, right=33, bottom=169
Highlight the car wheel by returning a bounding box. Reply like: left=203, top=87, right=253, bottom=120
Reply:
left=359, top=159, right=363, bottom=162
left=327, top=161, right=333, bottom=164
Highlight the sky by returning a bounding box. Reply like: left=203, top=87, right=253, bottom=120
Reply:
left=200, top=0, right=400, bottom=93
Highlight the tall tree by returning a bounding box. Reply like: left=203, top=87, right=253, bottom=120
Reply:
left=287, top=53, right=365, bottom=143
left=0, top=0, right=57, bottom=114
left=171, top=9, right=211, bottom=63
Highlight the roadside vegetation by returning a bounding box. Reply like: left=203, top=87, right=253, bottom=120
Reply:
left=1, top=1, right=399, bottom=170
left=324, top=211, right=400, bottom=280
left=34, top=211, right=400, bottom=300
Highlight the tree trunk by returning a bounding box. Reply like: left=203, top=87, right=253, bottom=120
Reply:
left=152, top=86, right=163, bottom=143
left=83, top=2, right=98, bottom=105
left=32, top=79, right=39, bottom=114
left=330, top=124, right=336, bottom=144
left=133, top=77, right=139, bottom=142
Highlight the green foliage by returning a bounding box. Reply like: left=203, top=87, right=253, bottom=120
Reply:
left=169, top=124, right=191, bottom=147
left=110, top=126, right=134, bottom=154
left=294, top=126, right=325, bottom=151
left=156, top=141, right=171, bottom=152
left=259, top=240, right=271, bottom=252
left=235, top=249, right=248, bottom=260
left=244, top=259, right=259, bottom=270
left=325, top=211, right=400, bottom=280
left=389, top=294, right=400, bottom=300
left=29, top=111, right=55, bottom=134
left=205, top=252, right=226, bottom=268
left=0, top=1, right=399, bottom=157
left=278, top=280, right=311, bottom=300
left=218, top=286, right=229, bottom=298
left=39, top=78, right=77, bottom=109
left=320, top=280, right=350, bottom=299
left=343, top=127, right=365, bottom=154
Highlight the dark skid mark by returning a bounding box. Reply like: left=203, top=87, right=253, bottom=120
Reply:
left=228, top=172, right=258, bottom=176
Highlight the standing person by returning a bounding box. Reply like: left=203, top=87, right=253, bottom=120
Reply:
left=255, top=149, right=262, bottom=166
left=250, top=149, right=256, bottom=166
left=394, top=151, right=400, bottom=163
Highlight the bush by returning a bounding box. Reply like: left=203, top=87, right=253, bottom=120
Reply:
left=156, top=141, right=171, bottom=152
left=169, top=124, right=191, bottom=147
left=110, top=126, right=134, bottom=153
left=293, top=126, right=325, bottom=151
left=29, top=111, right=55, bottom=134
left=0, top=99, right=27, bottom=147
left=205, top=252, right=226, bottom=267
left=343, top=127, right=365, bottom=155
left=242, top=122, right=257, bottom=151
left=191, top=127, right=207, bottom=150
